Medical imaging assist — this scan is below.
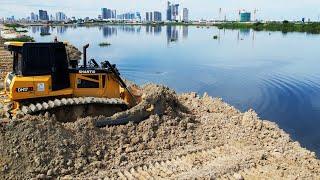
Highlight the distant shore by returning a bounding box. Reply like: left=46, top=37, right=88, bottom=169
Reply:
left=0, top=23, right=34, bottom=42
left=12, top=20, right=320, bottom=34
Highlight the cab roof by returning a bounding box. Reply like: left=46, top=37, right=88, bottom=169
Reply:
left=4, top=41, right=69, bottom=51
left=4, top=41, right=69, bottom=47
left=4, top=41, right=25, bottom=47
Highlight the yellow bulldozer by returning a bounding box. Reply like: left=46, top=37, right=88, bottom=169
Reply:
left=1, top=41, right=140, bottom=123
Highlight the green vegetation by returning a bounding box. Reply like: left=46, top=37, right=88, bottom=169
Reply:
left=15, top=29, right=28, bottom=33
left=4, top=35, right=35, bottom=42
left=216, top=22, right=320, bottom=34
left=4, top=23, right=28, bottom=33
left=4, top=23, right=25, bottom=28
left=99, top=42, right=111, bottom=47
left=213, top=35, right=218, bottom=39
left=40, top=32, right=51, bottom=36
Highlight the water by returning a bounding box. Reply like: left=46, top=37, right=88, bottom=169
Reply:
left=27, top=25, right=320, bottom=155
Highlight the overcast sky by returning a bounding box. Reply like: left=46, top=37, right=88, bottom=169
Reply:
left=1, top=0, right=320, bottom=21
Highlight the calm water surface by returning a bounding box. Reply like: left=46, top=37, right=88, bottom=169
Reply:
left=28, top=25, right=320, bottom=155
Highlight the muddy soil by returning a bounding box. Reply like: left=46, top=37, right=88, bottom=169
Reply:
left=0, top=84, right=319, bottom=179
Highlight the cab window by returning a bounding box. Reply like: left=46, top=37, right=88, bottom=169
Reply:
left=77, top=75, right=100, bottom=88
left=13, top=52, right=23, bottom=75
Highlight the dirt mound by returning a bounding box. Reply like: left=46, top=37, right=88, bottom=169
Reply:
left=0, top=84, right=319, bottom=179
left=65, top=44, right=82, bottom=61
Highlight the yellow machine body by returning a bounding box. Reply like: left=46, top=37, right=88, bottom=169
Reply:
left=5, top=73, right=133, bottom=103
left=3, top=41, right=136, bottom=110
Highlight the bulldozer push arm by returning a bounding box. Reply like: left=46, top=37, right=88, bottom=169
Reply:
left=104, top=61, right=137, bottom=105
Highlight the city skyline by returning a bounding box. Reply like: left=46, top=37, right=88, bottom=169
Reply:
left=1, top=0, right=320, bottom=21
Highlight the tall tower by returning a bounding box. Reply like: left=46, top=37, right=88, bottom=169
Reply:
left=167, top=1, right=172, bottom=21
left=183, top=8, right=189, bottom=22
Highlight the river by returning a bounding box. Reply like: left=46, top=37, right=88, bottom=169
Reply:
left=27, top=25, right=320, bottom=155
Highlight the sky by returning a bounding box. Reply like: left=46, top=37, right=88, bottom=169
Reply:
left=1, top=0, right=320, bottom=21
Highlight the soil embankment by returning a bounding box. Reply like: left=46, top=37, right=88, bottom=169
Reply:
left=0, top=25, right=319, bottom=179
left=0, top=84, right=319, bottom=179
left=0, top=36, right=13, bottom=83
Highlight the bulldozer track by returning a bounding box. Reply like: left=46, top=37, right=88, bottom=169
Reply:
left=114, top=145, right=233, bottom=179
left=10, top=97, right=128, bottom=119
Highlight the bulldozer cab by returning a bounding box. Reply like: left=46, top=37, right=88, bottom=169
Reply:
left=5, top=42, right=70, bottom=91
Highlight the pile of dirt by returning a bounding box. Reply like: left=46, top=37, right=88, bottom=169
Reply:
left=0, top=84, right=319, bottom=179
left=0, top=37, right=13, bottom=85
left=65, top=44, right=82, bottom=62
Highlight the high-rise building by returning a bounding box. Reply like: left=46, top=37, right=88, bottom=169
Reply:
left=167, top=2, right=172, bottom=21
left=136, top=12, right=141, bottom=21
left=173, top=4, right=179, bottom=20
left=112, top=10, right=117, bottom=19
left=146, top=12, right=150, bottom=22
left=167, top=1, right=179, bottom=21
left=146, top=12, right=153, bottom=22
left=30, top=12, right=36, bottom=21
left=154, top=11, right=162, bottom=22
left=102, top=8, right=115, bottom=20
left=182, top=8, right=189, bottom=22
left=117, top=12, right=136, bottom=21
left=35, top=15, right=39, bottom=21
left=150, top=12, right=153, bottom=21
left=56, top=12, right=66, bottom=21
left=240, top=11, right=251, bottom=22
left=39, top=10, right=49, bottom=21
left=102, top=8, right=107, bottom=19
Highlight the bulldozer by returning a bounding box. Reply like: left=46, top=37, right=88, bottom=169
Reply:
left=1, top=41, right=140, bottom=123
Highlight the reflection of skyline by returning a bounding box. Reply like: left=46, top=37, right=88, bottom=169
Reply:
left=98, top=25, right=188, bottom=43
left=56, top=26, right=67, bottom=34
left=29, top=25, right=189, bottom=44
left=30, top=26, right=67, bottom=35
left=182, top=26, right=188, bottom=39
left=31, top=26, right=39, bottom=34
left=40, top=26, right=50, bottom=34
left=167, top=25, right=178, bottom=43
left=240, top=29, right=250, bottom=36
left=101, top=26, right=117, bottom=37
left=166, top=26, right=188, bottom=44
left=232, top=28, right=256, bottom=47
left=145, top=25, right=162, bottom=35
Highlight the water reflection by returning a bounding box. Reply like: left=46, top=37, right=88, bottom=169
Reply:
left=183, top=26, right=188, bottom=39
left=30, top=26, right=68, bottom=35
left=40, top=26, right=50, bottom=34
left=31, top=26, right=39, bottom=34
left=118, top=26, right=136, bottom=33
left=56, top=26, right=67, bottom=34
left=145, top=25, right=162, bottom=35
left=166, top=25, right=179, bottom=43
left=101, top=26, right=117, bottom=37
left=29, top=25, right=189, bottom=44
left=240, top=29, right=250, bottom=36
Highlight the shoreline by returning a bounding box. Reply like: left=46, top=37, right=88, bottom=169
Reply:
left=0, top=30, right=319, bottom=178
left=13, top=21, right=320, bottom=34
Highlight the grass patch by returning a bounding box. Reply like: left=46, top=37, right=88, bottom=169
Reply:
left=4, top=23, right=25, bottom=28
left=216, top=22, right=320, bottom=34
left=99, top=42, right=111, bottom=47
left=40, top=32, right=51, bottom=36
left=5, top=35, right=35, bottom=42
